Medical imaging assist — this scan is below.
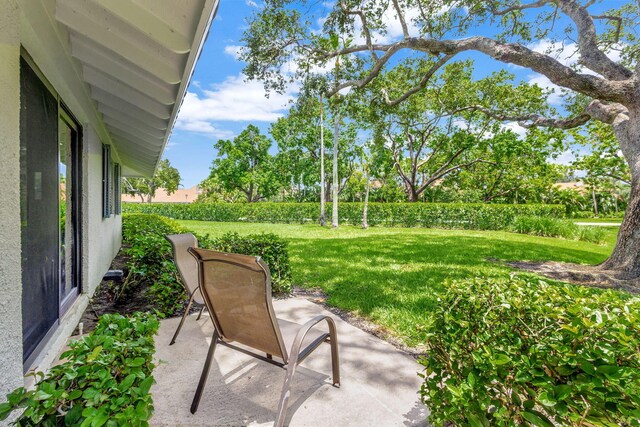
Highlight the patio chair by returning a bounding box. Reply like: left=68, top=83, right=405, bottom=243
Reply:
left=187, top=247, right=340, bottom=427
left=165, top=233, right=207, bottom=345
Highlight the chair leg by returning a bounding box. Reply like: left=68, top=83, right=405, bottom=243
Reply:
left=196, top=305, right=205, bottom=321
left=275, top=362, right=299, bottom=427
left=328, top=323, right=340, bottom=387
left=191, top=329, right=219, bottom=414
left=170, top=292, right=195, bottom=345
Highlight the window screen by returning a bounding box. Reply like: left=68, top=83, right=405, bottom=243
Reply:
left=114, top=163, right=121, bottom=215
left=102, top=144, right=112, bottom=218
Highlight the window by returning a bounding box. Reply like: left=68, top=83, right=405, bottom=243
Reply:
left=102, top=144, right=112, bottom=218
left=114, top=163, right=121, bottom=215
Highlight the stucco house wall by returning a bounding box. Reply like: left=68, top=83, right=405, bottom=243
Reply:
left=0, top=0, right=124, bottom=403
left=0, top=1, right=215, bottom=419
left=0, top=0, right=25, bottom=402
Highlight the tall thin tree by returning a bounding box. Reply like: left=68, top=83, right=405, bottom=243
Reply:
left=319, top=93, right=326, bottom=226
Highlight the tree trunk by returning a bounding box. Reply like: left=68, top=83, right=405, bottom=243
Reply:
left=407, top=185, right=419, bottom=202
left=600, top=110, right=640, bottom=279
left=592, top=187, right=599, bottom=217
left=363, top=173, right=370, bottom=229
left=320, top=94, right=326, bottom=226
left=332, top=110, right=339, bottom=228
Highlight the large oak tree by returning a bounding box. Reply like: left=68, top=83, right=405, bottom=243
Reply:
left=242, top=0, right=640, bottom=282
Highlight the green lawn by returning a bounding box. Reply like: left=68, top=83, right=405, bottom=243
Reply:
left=178, top=220, right=617, bottom=347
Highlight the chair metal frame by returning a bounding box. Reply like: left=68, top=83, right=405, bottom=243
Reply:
left=187, top=247, right=340, bottom=427
left=165, top=233, right=207, bottom=345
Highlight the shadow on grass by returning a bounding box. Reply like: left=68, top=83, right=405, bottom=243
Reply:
left=288, top=233, right=611, bottom=346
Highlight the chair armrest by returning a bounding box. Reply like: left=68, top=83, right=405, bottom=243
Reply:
left=288, top=315, right=337, bottom=366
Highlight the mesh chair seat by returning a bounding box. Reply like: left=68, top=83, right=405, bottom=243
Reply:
left=165, top=233, right=207, bottom=345
left=186, top=247, right=340, bottom=427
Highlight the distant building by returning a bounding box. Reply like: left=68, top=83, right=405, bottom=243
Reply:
left=122, top=186, right=202, bottom=203
left=553, top=181, right=587, bottom=193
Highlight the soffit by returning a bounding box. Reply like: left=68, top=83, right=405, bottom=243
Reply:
left=53, top=0, right=218, bottom=176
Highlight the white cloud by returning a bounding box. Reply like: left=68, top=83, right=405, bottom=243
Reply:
left=175, top=73, right=296, bottom=135
left=246, top=0, right=260, bottom=8
left=224, top=45, right=243, bottom=60
left=501, top=121, right=528, bottom=139
left=174, top=120, right=235, bottom=138
left=528, top=73, right=565, bottom=105
left=550, top=149, right=576, bottom=166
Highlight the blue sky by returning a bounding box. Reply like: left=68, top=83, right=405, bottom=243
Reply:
left=165, top=0, right=622, bottom=188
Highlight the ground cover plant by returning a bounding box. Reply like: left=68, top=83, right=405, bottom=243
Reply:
left=0, top=313, right=159, bottom=426
left=420, top=277, right=640, bottom=426
left=177, top=220, right=618, bottom=347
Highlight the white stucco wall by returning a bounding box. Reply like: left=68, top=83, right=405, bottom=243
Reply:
left=0, top=0, right=123, bottom=412
left=85, top=130, right=123, bottom=296
left=0, top=0, right=25, bottom=404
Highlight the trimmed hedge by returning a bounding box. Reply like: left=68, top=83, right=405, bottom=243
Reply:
left=420, top=277, right=640, bottom=426
left=123, top=202, right=565, bottom=230
left=122, top=214, right=292, bottom=316
left=0, top=313, right=159, bottom=426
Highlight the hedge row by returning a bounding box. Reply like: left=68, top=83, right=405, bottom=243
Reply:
left=123, top=202, right=565, bottom=230
left=420, top=277, right=640, bottom=426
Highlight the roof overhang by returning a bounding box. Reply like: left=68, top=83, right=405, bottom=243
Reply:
left=19, top=0, right=218, bottom=177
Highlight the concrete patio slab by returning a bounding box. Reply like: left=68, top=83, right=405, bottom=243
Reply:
left=150, top=297, right=429, bottom=426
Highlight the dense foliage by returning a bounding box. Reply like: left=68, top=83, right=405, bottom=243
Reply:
left=122, top=213, right=191, bottom=316
left=511, top=216, right=607, bottom=244
left=122, top=214, right=292, bottom=314
left=0, top=313, right=159, bottom=426
left=420, top=277, right=640, bottom=426
left=209, top=232, right=292, bottom=293
left=124, top=202, right=564, bottom=229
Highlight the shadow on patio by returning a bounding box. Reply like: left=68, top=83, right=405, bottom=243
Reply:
left=150, top=297, right=429, bottom=426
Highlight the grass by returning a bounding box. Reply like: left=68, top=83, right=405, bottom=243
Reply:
left=179, top=220, right=618, bottom=347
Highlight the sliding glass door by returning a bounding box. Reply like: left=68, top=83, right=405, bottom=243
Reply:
left=20, top=57, right=82, bottom=367
left=59, top=110, right=81, bottom=314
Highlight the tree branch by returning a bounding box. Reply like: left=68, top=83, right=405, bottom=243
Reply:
left=492, top=0, right=550, bottom=16
left=391, top=0, right=410, bottom=38
left=320, top=36, right=631, bottom=103
left=381, top=54, right=454, bottom=106
left=557, top=0, right=632, bottom=81
left=452, top=104, right=592, bottom=129
left=339, top=1, right=378, bottom=62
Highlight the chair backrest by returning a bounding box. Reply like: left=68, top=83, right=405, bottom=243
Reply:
left=166, top=233, right=204, bottom=305
left=188, top=247, right=288, bottom=362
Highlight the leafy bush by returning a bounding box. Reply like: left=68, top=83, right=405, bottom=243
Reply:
left=122, top=214, right=190, bottom=316
left=419, top=277, right=640, bottom=426
left=123, top=202, right=565, bottom=229
left=122, top=214, right=292, bottom=315
left=510, top=216, right=607, bottom=243
left=209, top=232, right=292, bottom=294
left=0, top=313, right=159, bottom=426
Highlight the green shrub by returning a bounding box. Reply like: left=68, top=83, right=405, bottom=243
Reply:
left=510, top=216, right=607, bottom=244
left=0, top=313, right=159, bottom=426
left=419, top=277, right=640, bottom=426
left=122, top=214, right=292, bottom=314
left=210, top=232, right=292, bottom=294
left=123, top=202, right=565, bottom=229
left=122, top=214, right=190, bottom=316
